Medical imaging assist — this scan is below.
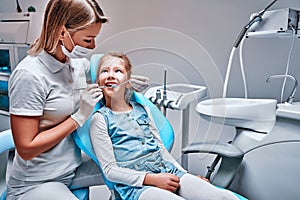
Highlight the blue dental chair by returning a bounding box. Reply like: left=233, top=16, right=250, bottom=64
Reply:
left=73, top=54, right=247, bottom=200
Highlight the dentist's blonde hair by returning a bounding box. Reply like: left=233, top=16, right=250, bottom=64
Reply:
left=28, top=0, right=107, bottom=56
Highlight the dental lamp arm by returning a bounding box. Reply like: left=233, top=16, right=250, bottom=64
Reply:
left=234, top=19, right=260, bottom=48
left=233, top=0, right=278, bottom=48
left=266, top=74, right=298, bottom=104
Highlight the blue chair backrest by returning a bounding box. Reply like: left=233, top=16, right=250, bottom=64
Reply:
left=73, top=54, right=175, bottom=190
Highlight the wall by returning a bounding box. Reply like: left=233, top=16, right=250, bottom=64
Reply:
left=1, top=0, right=300, bottom=174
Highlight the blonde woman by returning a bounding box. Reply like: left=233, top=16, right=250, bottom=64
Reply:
left=7, top=0, right=147, bottom=199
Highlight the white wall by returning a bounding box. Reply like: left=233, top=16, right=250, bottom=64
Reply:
left=1, top=0, right=300, bottom=175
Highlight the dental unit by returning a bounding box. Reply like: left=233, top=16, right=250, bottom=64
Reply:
left=190, top=1, right=300, bottom=199
left=144, top=68, right=207, bottom=169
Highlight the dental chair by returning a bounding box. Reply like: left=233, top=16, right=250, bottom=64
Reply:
left=73, top=54, right=247, bottom=200
left=0, top=130, right=13, bottom=200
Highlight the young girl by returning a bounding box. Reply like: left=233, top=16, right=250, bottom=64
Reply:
left=90, top=52, right=239, bottom=200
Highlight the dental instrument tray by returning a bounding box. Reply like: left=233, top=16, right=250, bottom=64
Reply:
left=144, top=84, right=207, bottom=110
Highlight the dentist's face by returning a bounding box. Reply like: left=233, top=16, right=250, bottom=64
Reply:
left=63, top=22, right=102, bottom=52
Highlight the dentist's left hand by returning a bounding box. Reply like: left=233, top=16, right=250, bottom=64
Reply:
left=130, top=74, right=150, bottom=92
left=71, top=84, right=103, bottom=127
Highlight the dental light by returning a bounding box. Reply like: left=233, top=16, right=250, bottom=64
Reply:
left=245, top=4, right=300, bottom=104
left=233, top=0, right=279, bottom=48
left=247, top=8, right=300, bottom=38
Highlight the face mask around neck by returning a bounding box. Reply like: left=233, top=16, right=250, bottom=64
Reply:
left=61, top=32, right=94, bottom=59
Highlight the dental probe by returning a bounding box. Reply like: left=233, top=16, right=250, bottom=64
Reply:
left=107, top=79, right=131, bottom=89
left=75, top=80, right=130, bottom=90
left=75, top=85, right=112, bottom=90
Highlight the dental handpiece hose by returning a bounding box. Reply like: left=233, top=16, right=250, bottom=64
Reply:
left=233, top=0, right=278, bottom=48
left=155, top=89, right=162, bottom=110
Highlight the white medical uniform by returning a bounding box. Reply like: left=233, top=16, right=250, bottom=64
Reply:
left=7, top=50, right=103, bottom=200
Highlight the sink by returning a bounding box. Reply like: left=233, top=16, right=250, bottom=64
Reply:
left=277, top=102, right=300, bottom=120
left=196, top=98, right=277, bottom=133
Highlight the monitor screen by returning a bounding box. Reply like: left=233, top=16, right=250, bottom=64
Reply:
left=0, top=49, right=11, bottom=74
left=0, top=49, right=10, bottom=111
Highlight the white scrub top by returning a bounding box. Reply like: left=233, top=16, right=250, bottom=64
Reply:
left=8, top=50, right=90, bottom=181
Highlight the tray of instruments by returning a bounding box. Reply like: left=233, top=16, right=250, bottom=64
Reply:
left=144, top=84, right=207, bottom=110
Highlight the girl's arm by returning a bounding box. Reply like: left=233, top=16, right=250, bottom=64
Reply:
left=145, top=106, right=187, bottom=172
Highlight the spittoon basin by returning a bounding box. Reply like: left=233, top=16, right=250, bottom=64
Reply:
left=196, top=98, right=277, bottom=133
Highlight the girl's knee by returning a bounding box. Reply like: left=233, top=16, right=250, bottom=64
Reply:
left=139, top=187, right=184, bottom=200
left=179, top=173, right=239, bottom=200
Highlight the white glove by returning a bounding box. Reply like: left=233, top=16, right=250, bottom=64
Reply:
left=71, top=84, right=103, bottom=127
left=130, top=74, right=150, bottom=92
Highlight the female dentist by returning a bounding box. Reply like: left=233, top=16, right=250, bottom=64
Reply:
left=7, top=0, right=148, bottom=199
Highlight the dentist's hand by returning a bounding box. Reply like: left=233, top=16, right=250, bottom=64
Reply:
left=130, top=75, right=150, bottom=92
left=71, top=84, right=103, bottom=127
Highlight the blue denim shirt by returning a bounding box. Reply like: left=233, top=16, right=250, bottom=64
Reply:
left=97, top=101, right=185, bottom=200
left=99, top=101, right=159, bottom=163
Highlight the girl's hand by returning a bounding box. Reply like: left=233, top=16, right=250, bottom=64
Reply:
left=197, top=175, right=210, bottom=183
left=143, top=173, right=180, bottom=192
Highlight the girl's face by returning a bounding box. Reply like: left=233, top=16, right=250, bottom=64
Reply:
left=98, top=56, right=130, bottom=99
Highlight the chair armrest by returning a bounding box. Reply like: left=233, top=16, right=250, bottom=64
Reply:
left=0, top=129, right=14, bottom=154
left=0, top=129, right=14, bottom=198
left=182, top=141, right=243, bottom=158
left=182, top=141, right=244, bottom=188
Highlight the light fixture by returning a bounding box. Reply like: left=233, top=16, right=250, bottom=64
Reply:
left=247, top=8, right=300, bottom=38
